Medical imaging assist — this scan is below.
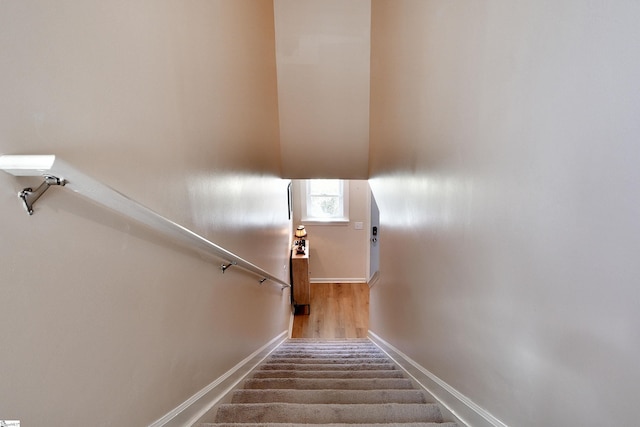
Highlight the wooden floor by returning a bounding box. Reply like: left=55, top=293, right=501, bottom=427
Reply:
left=291, top=282, right=370, bottom=339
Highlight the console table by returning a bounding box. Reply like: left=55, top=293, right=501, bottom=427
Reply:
left=291, top=240, right=310, bottom=315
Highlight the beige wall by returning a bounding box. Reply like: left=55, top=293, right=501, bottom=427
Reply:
left=369, top=1, right=640, bottom=426
left=0, top=1, right=291, bottom=425
left=292, top=180, right=369, bottom=282
left=274, top=0, right=371, bottom=180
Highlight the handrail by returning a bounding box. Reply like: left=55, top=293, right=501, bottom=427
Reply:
left=0, top=155, right=291, bottom=290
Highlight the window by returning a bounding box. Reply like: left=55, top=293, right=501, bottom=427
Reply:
left=301, top=179, right=349, bottom=223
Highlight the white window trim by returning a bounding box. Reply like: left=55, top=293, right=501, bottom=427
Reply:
left=300, top=180, right=350, bottom=224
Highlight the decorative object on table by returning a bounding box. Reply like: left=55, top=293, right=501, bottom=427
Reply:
left=294, top=225, right=307, bottom=254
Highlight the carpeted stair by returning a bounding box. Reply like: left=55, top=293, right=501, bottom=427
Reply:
left=202, top=338, right=459, bottom=426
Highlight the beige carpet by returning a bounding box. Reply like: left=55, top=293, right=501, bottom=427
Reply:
left=202, top=339, right=459, bottom=426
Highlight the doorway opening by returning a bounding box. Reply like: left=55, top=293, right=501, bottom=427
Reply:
left=289, top=180, right=380, bottom=338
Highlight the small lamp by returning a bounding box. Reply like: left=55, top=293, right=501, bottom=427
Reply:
left=294, top=225, right=307, bottom=254
left=295, top=225, right=307, bottom=239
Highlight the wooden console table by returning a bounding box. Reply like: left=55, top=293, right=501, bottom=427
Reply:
left=291, top=240, right=310, bottom=315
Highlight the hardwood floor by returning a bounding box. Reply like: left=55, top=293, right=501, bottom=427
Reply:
left=291, top=282, right=370, bottom=339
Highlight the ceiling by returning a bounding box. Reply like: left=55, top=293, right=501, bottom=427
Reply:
left=274, top=0, right=372, bottom=180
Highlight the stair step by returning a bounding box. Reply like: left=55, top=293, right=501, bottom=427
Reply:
left=230, top=389, right=431, bottom=404
left=274, top=348, right=381, bottom=354
left=258, top=362, right=396, bottom=371
left=271, top=346, right=384, bottom=354
left=276, top=347, right=380, bottom=351
left=204, top=423, right=458, bottom=427
left=263, top=357, right=390, bottom=364
left=243, top=377, right=415, bottom=390
left=282, top=338, right=375, bottom=346
left=270, top=351, right=384, bottom=358
left=275, top=346, right=380, bottom=352
left=278, top=342, right=378, bottom=347
left=269, top=354, right=385, bottom=360
left=251, top=369, right=405, bottom=379
left=275, top=344, right=380, bottom=349
left=214, top=402, right=444, bottom=424
left=267, top=354, right=388, bottom=359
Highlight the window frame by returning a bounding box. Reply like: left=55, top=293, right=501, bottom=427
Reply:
left=300, top=179, right=350, bottom=224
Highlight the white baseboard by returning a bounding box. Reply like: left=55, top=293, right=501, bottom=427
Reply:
left=368, top=271, right=380, bottom=288
left=368, top=331, right=508, bottom=427
left=310, top=278, right=367, bottom=283
left=148, top=330, right=288, bottom=427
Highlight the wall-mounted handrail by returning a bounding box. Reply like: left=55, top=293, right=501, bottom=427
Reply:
left=0, top=154, right=291, bottom=290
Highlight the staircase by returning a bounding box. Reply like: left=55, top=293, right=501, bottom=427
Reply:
left=203, top=338, right=460, bottom=426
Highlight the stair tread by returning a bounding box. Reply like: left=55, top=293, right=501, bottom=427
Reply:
left=231, top=389, right=431, bottom=404
left=244, top=377, right=415, bottom=390
left=258, top=362, right=396, bottom=371
left=263, top=357, right=390, bottom=364
left=275, top=352, right=383, bottom=354
left=251, top=369, right=405, bottom=379
left=214, top=402, right=444, bottom=424
left=204, top=424, right=458, bottom=427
